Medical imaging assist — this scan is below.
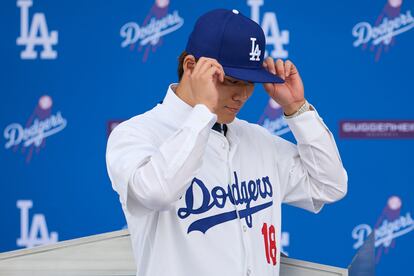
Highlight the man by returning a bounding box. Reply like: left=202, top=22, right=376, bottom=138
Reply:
left=106, top=9, right=347, bottom=276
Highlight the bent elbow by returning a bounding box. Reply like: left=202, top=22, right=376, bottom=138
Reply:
left=339, top=168, right=348, bottom=199
left=130, top=179, right=176, bottom=211
left=139, top=191, right=175, bottom=211
left=331, top=168, right=348, bottom=201
left=317, top=168, right=348, bottom=203
left=334, top=185, right=347, bottom=202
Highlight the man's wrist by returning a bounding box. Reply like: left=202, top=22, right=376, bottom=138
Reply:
left=283, top=100, right=306, bottom=116
left=283, top=100, right=313, bottom=119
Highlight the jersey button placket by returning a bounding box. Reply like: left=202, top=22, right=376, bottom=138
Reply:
left=227, top=143, right=252, bottom=276
left=221, top=137, right=228, bottom=160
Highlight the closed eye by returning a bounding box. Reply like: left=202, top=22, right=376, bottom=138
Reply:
left=224, top=78, right=238, bottom=85
left=223, top=77, right=254, bottom=86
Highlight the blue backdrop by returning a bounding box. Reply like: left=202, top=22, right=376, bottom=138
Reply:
left=1, top=0, right=413, bottom=275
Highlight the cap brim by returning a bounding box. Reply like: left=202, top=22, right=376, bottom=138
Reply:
left=223, top=66, right=285, bottom=83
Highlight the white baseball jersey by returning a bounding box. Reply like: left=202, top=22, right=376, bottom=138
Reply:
left=106, top=84, right=347, bottom=276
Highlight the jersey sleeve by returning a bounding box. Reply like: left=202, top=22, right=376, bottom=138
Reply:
left=106, top=104, right=217, bottom=214
left=275, top=109, right=348, bottom=213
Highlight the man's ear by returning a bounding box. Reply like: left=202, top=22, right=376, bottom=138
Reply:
left=183, top=55, right=196, bottom=76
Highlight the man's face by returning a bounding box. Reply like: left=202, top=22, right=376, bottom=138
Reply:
left=215, top=76, right=254, bottom=124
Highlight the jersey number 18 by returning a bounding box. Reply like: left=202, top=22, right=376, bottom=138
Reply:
left=261, top=223, right=278, bottom=266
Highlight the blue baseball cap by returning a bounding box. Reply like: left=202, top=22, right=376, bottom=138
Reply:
left=185, top=9, right=284, bottom=84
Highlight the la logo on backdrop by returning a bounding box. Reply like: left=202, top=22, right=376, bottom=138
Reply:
left=352, top=0, right=414, bottom=61
left=247, top=0, right=289, bottom=58
left=16, top=0, right=58, bottom=60
left=120, top=0, right=184, bottom=62
left=17, top=200, right=58, bottom=248
left=352, top=196, right=414, bottom=264
left=3, top=95, right=67, bottom=163
left=246, top=0, right=291, bottom=136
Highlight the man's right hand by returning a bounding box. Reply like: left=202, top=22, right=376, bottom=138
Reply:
left=188, top=57, right=224, bottom=113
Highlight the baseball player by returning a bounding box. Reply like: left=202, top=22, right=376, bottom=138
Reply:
left=106, top=9, right=348, bottom=276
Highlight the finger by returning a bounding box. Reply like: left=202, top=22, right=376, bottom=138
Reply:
left=206, top=65, right=223, bottom=82
left=205, top=59, right=223, bottom=73
left=262, top=59, right=268, bottom=69
left=200, top=60, right=224, bottom=82
left=286, top=61, right=302, bottom=88
left=197, top=59, right=214, bottom=76
left=263, top=83, right=274, bottom=95
left=196, top=58, right=216, bottom=74
left=192, top=57, right=208, bottom=76
left=275, top=59, right=285, bottom=80
left=285, top=60, right=292, bottom=78
left=215, top=62, right=225, bottom=82
left=290, top=61, right=299, bottom=76
left=209, top=64, right=224, bottom=82
left=217, top=65, right=225, bottom=82
left=264, top=57, right=276, bottom=75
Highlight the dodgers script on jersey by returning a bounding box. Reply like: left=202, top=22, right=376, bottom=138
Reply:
left=106, top=85, right=347, bottom=276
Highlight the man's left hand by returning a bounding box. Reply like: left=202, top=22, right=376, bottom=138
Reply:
left=263, top=57, right=305, bottom=116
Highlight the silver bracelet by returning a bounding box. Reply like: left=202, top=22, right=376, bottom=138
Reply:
left=284, top=100, right=311, bottom=119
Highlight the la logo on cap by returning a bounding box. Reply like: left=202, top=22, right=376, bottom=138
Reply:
left=249, top=37, right=261, bottom=61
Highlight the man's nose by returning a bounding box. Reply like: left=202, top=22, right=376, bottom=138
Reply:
left=232, top=87, right=249, bottom=102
